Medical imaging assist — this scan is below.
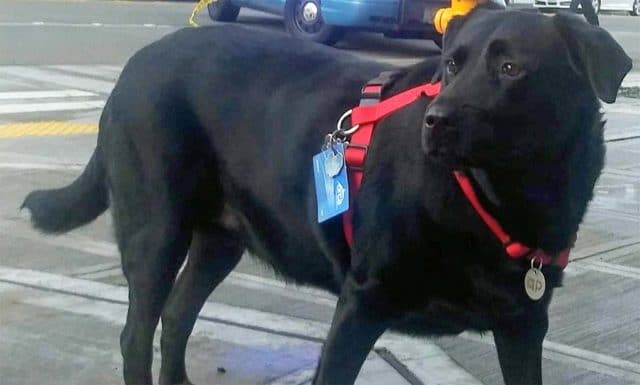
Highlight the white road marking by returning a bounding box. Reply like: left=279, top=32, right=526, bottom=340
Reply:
left=0, top=22, right=176, bottom=29
left=0, top=66, right=114, bottom=93
left=0, top=100, right=105, bottom=114
left=226, top=271, right=337, bottom=307
left=0, top=266, right=480, bottom=384
left=0, top=162, right=84, bottom=171
left=67, top=262, right=121, bottom=277
left=45, top=65, right=119, bottom=80
left=76, top=267, right=123, bottom=280
left=571, top=235, right=640, bottom=261
left=266, top=367, right=315, bottom=385
left=378, top=336, right=485, bottom=385
left=0, top=89, right=96, bottom=100
left=95, top=65, right=123, bottom=77
left=620, top=73, right=640, bottom=88
left=603, top=103, right=640, bottom=116
left=0, top=281, right=317, bottom=351
left=1, top=220, right=119, bottom=258
left=571, top=260, right=640, bottom=280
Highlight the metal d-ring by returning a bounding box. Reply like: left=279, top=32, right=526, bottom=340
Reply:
left=337, top=109, right=360, bottom=136
left=530, top=256, right=543, bottom=270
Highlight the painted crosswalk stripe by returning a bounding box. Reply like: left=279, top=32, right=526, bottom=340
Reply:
left=46, top=66, right=118, bottom=80
left=0, top=22, right=176, bottom=29
left=96, top=65, right=123, bottom=77
left=0, top=162, right=84, bottom=171
left=0, top=89, right=96, bottom=100
left=0, top=66, right=114, bottom=93
left=0, top=101, right=105, bottom=114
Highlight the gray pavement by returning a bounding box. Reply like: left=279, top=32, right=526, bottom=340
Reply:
left=0, top=1, right=639, bottom=385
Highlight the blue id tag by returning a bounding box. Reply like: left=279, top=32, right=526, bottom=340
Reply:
left=313, top=143, right=349, bottom=223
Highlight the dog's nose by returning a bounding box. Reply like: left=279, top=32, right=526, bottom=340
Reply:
left=424, top=105, right=451, bottom=130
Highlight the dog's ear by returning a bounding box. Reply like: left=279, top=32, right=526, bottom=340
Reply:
left=553, top=13, right=632, bottom=104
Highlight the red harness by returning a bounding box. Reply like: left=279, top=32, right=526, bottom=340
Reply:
left=341, top=76, right=571, bottom=269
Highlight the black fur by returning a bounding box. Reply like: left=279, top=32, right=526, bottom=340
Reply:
left=22, top=8, right=631, bottom=385
left=22, top=151, right=108, bottom=233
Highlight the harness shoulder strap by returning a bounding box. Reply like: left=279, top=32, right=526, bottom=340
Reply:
left=342, top=74, right=441, bottom=246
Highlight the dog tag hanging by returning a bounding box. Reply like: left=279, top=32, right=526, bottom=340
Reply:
left=313, top=142, right=349, bottom=223
left=524, top=258, right=546, bottom=301
left=324, top=150, right=344, bottom=178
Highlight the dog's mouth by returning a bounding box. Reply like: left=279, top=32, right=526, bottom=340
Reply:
left=423, top=126, right=466, bottom=165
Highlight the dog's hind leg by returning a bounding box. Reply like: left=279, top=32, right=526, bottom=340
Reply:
left=493, top=311, right=548, bottom=385
left=159, top=226, right=243, bottom=385
left=109, top=133, right=200, bottom=384
left=117, top=219, right=192, bottom=385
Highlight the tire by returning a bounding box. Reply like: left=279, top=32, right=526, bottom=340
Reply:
left=631, top=0, right=639, bottom=16
left=207, top=0, right=240, bottom=22
left=284, top=0, right=344, bottom=45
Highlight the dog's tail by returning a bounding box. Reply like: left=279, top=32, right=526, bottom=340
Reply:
left=21, top=148, right=109, bottom=234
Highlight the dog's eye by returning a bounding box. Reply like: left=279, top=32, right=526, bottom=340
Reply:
left=501, top=62, right=523, bottom=77
left=445, top=60, right=459, bottom=76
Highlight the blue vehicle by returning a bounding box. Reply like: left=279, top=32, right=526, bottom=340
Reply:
left=207, top=0, right=448, bottom=45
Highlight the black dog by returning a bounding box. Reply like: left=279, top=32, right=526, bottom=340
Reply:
left=23, top=7, right=630, bottom=385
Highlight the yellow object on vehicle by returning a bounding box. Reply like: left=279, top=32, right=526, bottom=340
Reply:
left=190, top=0, right=216, bottom=27
left=433, top=0, right=486, bottom=34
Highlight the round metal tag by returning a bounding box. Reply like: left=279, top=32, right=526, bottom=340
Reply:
left=524, top=268, right=546, bottom=301
left=325, top=152, right=344, bottom=178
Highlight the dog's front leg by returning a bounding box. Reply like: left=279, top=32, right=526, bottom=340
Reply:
left=493, top=310, right=549, bottom=385
left=312, top=277, right=390, bottom=385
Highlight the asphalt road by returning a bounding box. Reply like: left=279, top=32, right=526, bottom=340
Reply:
left=0, top=1, right=639, bottom=385
left=0, top=0, right=638, bottom=67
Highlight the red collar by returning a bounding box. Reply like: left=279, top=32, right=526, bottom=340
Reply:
left=341, top=76, right=571, bottom=269
left=453, top=171, right=571, bottom=269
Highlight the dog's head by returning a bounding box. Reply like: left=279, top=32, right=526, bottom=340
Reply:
left=422, top=9, right=632, bottom=169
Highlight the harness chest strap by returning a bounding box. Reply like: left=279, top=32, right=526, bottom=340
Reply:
left=341, top=76, right=572, bottom=269
left=341, top=80, right=442, bottom=246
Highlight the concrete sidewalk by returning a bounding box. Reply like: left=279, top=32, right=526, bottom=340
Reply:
left=621, top=71, right=640, bottom=89
left=0, top=261, right=483, bottom=385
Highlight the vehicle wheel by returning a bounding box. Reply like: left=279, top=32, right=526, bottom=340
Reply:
left=631, top=0, right=639, bottom=15
left=207, top=0, right=240, bottom=22
left=592, top=0, right=601, bottom=13
left=284, top=0, right=344, bottom=45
